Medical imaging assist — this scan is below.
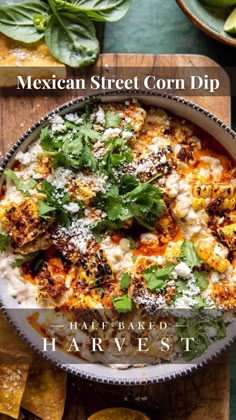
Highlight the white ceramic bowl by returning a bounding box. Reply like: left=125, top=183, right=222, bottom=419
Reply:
left=0, top=92, right=236, bottom=384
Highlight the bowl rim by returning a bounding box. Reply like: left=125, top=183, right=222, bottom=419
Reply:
left=0, top=90, right=236, bottom=385
left=176, top=0, right=236, bottom=48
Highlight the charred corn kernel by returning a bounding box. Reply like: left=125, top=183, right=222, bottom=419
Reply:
left=197, top=243, right=211, bottom=261
left=78, top=251, right=113, bottom=288
left=217, top=223, right=236, bottom=251
left=196, top=242, right=229, bottom=273
left=221, top=198, right=236, bottom=211
left=208, top=255, right=230, bottom=273
left=193, top=184, right=234, bottom=199
left=192, top=198, right=207, bottom=210
left=0, top=208, right=6, bottom=218
left=164, top=240, right=183, bottom=263
left=193, top=185, right=212, bottom=198
left=212, top=185, right=234, bottom=199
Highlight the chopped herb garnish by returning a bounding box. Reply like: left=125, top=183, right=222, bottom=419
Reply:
left=0, top=234, right=9, bottom=252
left=112, top=295, right=133, bottom=313
left=4, top=169, right=37, bottom=197
left=120, top=273, right=131, bottom=290
left=194, top=271, right=208, bottom=291
left=143, top=263, right=174, bottom=292
left=123, top=124, right=133, bottom=132
left=180, top=240, right=202, bottom=268
left=176, top=316, right=226, bottom=361
left=93, top=175, right=164, bottom=234
left=37, top=180, right=71, bottom=226
left=105, top=111, right=121, bottom=128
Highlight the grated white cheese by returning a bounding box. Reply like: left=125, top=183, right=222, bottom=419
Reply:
left=95, top=106, right=105, bottom=125
left=49, top=115, right=66, bottom=133
left=174, top=262, right=191, bottom=279
left=103, top=128, right=121, bottom=141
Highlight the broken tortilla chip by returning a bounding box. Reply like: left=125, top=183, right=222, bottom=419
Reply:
left=21, top=358, right=67, bottom=420
left=0, top=364, right=29, bottom=419
left=0, top=312, right=32, bottom=359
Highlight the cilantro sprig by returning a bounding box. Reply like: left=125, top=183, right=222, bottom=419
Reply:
left=176, top=316, right=226, bottom=361
left=4, top=169, right=37, bottom=197
left=143, top=263, right=174, bottom=292
left=40, top=121, right=100, bottom=172
left=100, top=137, right=133, bottom=176
left=180, top=240, right=202, bottom=268
left=37, top=180, right=71, bottom=226
left=93, top=175, right=164, bottom=235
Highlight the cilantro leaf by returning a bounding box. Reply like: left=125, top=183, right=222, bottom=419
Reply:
left=38, top=200, right=56, bottom=217
left=180, top=240, right=202, bottom=268
left=38, top=181, right=71, bottom=226
left=194, top=296, right=206, bottom=309
left=105, top=111, right=121, bottom=128
left=123, top=124, right=133, bottom=132
left=176, top=316, right=226, bottom=362
left=194, top=271, right=208, bottom=291
left=0, top=234, right=9, bottom=252
left=93, top=176, right=164, bottom=233
left=4, top=169, right=37, bottom=197
left=40, top=127, right=63, bottom=151
left=143, top=263, right=174, bottom=292
left=120, top=273, right=131, bottom=290
left=12, top=252, right=44, bottom=274
left=112, top=295, right=133, bottom=313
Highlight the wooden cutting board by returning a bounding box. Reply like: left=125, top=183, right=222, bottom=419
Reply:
left=0, top=54, right=231, bottom=420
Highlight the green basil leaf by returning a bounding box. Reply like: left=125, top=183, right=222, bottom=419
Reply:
left=45, top=12, right=99, bottom=68
left=57, top=0, right=131, bottom=22
left=0, top=233, right=9, bottom=252
left=112, top=294, right=132, bottom=313
left=0, top=1, right=49, bottom=43
left=120, top=272, right=131, bottom=290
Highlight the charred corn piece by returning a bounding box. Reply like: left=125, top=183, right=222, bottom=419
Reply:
left=192, top=198, right=207, bottom=211
left=217, top=223, right=236, bottom=251
left=164, top=240, right=183, bottom=263
left=78, top=250, right=113, bottom=288
left=2, top=198, right=53, bottom=248
left=193, top=198, right=236, bottom=212
left=193, top=185, right=212, bottom=198
left=69, top=180, right=94, bottom=204
left=197, top=243, right=229, bottom=273
left=193, top=184, right=234, bottom=199
left=221, top=198, right=236, bottom=211
left=211, top=282, right=236, bottom=309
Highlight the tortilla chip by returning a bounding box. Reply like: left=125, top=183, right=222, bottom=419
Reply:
left=0, top=364, right=29, bottom=419
left=0, top=312, right=32, bottom=358
left=0, top=411, right=24, bottom=419
left=88, top=408, right=150, bottom=420
left=21, top=358, right=67, bottom=420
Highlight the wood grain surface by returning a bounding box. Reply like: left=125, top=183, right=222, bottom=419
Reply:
left=0, top=54, right=231, bottom=420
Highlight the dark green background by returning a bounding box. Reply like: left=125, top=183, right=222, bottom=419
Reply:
left=103, top=0, right=236, bottom=417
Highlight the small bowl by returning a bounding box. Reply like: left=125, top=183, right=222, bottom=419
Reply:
left=176, top=0, right=236, bottom=47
